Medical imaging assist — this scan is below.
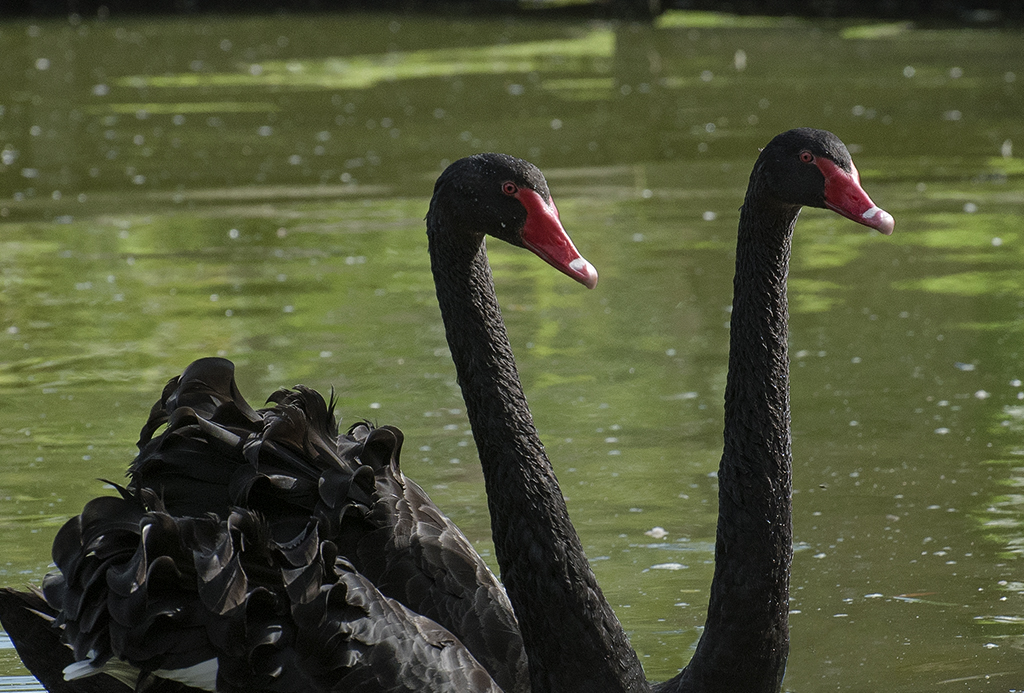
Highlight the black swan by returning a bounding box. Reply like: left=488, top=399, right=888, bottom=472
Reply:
left=436, top=130, right=893, bottom=693
left=1, top=131, right=893, bottom=693
left=0, top=153, right=599, bottom=693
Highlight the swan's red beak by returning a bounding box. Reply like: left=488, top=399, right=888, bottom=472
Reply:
left=817, top=158, right=894, bottom=236
left=516, top=188, right=599, bottom=289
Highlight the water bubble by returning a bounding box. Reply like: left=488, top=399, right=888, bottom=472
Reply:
left=903, top=66, right=915, bottom=78
left=35, top=57, right=50, bottom=70
left=734, top=49, right=747, bottom=71
left=963, top=202, right=978, bottom=213
left=550, top=119, right=562, bottom=130
left=949, top=66, right=963, bottom=79
left=702, top=210, right=717, bottom=221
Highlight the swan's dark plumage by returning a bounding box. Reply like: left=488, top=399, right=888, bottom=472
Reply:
left=0, top=587, right=137, bottom=693
left=35, top=357, right=518, bottom=693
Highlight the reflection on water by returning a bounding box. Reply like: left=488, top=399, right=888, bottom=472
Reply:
left=2, top=9, right=1024, bottom=691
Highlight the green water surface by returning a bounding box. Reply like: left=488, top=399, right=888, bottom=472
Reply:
left=1, top=10, right=1023, bottom=692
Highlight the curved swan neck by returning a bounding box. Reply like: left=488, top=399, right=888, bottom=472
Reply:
left=426, top=221, right=649, bottom=693
left=671, top=182, right=796, bottom=693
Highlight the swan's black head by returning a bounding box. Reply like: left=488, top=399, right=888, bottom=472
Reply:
left=755, top=128, right=894, bottom=235
left=428, top=153, right=598, bottom=289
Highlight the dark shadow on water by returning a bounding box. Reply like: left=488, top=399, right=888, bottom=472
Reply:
left=0, top=0, right=661, bottom=21
left=3, top=0, right=1022, bottom=24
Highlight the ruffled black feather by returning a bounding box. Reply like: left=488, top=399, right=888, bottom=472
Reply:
left=16, top=357, right=525, bottom=693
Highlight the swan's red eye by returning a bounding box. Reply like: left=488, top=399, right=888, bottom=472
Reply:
left=799, top=151, right=814, bottom=163
left=502, top=181, right=518, bottom=196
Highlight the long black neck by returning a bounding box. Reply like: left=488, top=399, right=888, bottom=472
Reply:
left=427, top=222, right=649, bottom=693
left=665, top=175, right=795, bottom=693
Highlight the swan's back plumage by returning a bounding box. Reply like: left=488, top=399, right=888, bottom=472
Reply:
left=37, top=357, right=524, bottom=693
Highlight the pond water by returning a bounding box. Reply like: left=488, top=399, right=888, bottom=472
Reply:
left=2, top=9, right=1023, bottom=692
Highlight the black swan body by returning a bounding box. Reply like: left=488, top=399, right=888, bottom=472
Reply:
left=2, top=373, right=515, bottom=693
left=0, top=131, right=893, bottom=693
left=656, top=128, right=892, bottom=693
left=0, top=153, right=600, bottom=693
